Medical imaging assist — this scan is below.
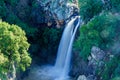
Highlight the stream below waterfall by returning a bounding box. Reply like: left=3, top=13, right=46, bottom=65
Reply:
left=23, top=65, right=73, bottom=80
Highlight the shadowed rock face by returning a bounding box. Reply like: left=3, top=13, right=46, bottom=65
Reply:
left=71, top=46, right=106, bottom=80
left=16, top=0, right=30, bottom=20
left=14, top=0, right=79, bottom=27
left=38, top=0, right=79, bottom=27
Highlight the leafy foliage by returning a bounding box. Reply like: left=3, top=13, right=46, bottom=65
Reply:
left=5, top=13, right=37, bottom=37
left=112, top=77, right=120, bottom=80
left=75, top=0, right=120, bottom=79
left=98, top=57, right=119, bottom=80
left=0, top=0, right=57, bottom=65
left=29, top=27, right=62, bottom=64
left=4, top=0, right=18, bottom=6
left=74, top=12, right=120, bottom=60
left=78, top=0, right=103, bottom=22
left=0, top=0, right=7, bottom=19
left=110, top=0, right=120, bottom=12
left=0, top=0, right=37, bottom=37
left=0, top=21, right=31, bottom=79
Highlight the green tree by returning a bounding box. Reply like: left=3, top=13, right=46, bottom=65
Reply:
left=74, top=12, right=120, bottom=60
left=110, top=0, right=120, bottom=12
left=78, top=0, right=103, bottom=22
left=99, top=57, right=119, bottom=80
left=4, top=0, right=18, bottom=6
left=0, top=21, right=31, bottom=79
left=112, top=77, right=120, bottom=80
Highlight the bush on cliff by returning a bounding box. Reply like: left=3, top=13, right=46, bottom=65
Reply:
left=74, top=12, right=120, bottom=60
left=78, top=0, right=103, bottom=22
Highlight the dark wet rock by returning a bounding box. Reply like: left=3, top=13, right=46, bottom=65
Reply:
left=88, top=46, right=106, bottom=75
left=77, top=75, right=87, bottom=80
left=88, top=46, right=106, bottom=64
left=87, top=75, right=96, bottom=80
left=70, top=52, right=89, bottom=78
left=15, top=0, right=31, bottom=21
left=77, top=75, right=96, bottom=80
left=30, top=4, right=46, bottom=24
left=90, top=46, right=105, bottom=61
left=71, top=46, right=106, bottom=80
left=38, top=0, right=79, bottom=27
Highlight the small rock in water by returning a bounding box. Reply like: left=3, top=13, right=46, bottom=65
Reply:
left=77, top=75, right=87, bottom=80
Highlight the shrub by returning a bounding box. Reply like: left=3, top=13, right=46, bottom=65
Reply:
left=78, top=0, right=103, bottom=22
left=74, top=12, right=120, bottom=60
left=110, top=0, right=120, bottom=12
left=4, top=0, right=19, bottom=6
left=0, top=21, right=31, bottom=79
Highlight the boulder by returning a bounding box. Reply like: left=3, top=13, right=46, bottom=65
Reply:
left=91, top=46, right=105, bottom=61
left=70, top=52, right=89, bottom=77
left=87, top=75, right=95, bottom=80
left=71, top=46, right=106, bottom=79
left=77, top=75, right=87, bottom=80
left=88, top=46, right=106, bottom=75
left=77, top=75, right=96, bottom=80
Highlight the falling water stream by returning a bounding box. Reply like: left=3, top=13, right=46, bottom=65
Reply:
left=45, top=16, right=81, bottom=80
left=24, top=16, right=81, bottom=80
left=55, top=16, right=81, bottom=80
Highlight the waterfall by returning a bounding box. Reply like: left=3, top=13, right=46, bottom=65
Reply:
left=55, top=16, right=81, bottom=80
left=34, top=16, right=81, bottom=80
left=55, top=17, right=77, bottom=69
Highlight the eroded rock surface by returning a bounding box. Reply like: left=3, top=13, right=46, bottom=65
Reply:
left=38, top=0, right=79, bottom=27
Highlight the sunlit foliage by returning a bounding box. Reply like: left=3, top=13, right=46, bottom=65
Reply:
left=0, top=21, right=31, bottom=79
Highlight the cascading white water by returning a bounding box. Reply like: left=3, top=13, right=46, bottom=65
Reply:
left=30, top=16, right=82, bottom=80
left=55, top=17, right=77, bottom=69
left=54, top=16, right=81, bottom=80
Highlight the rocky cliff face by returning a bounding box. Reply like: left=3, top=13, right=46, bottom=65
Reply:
left=38, top=0, right=79, bottom=27
left=3, top=0, right=79, bottom=28
left=71, top=46, right=107, bottom=80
